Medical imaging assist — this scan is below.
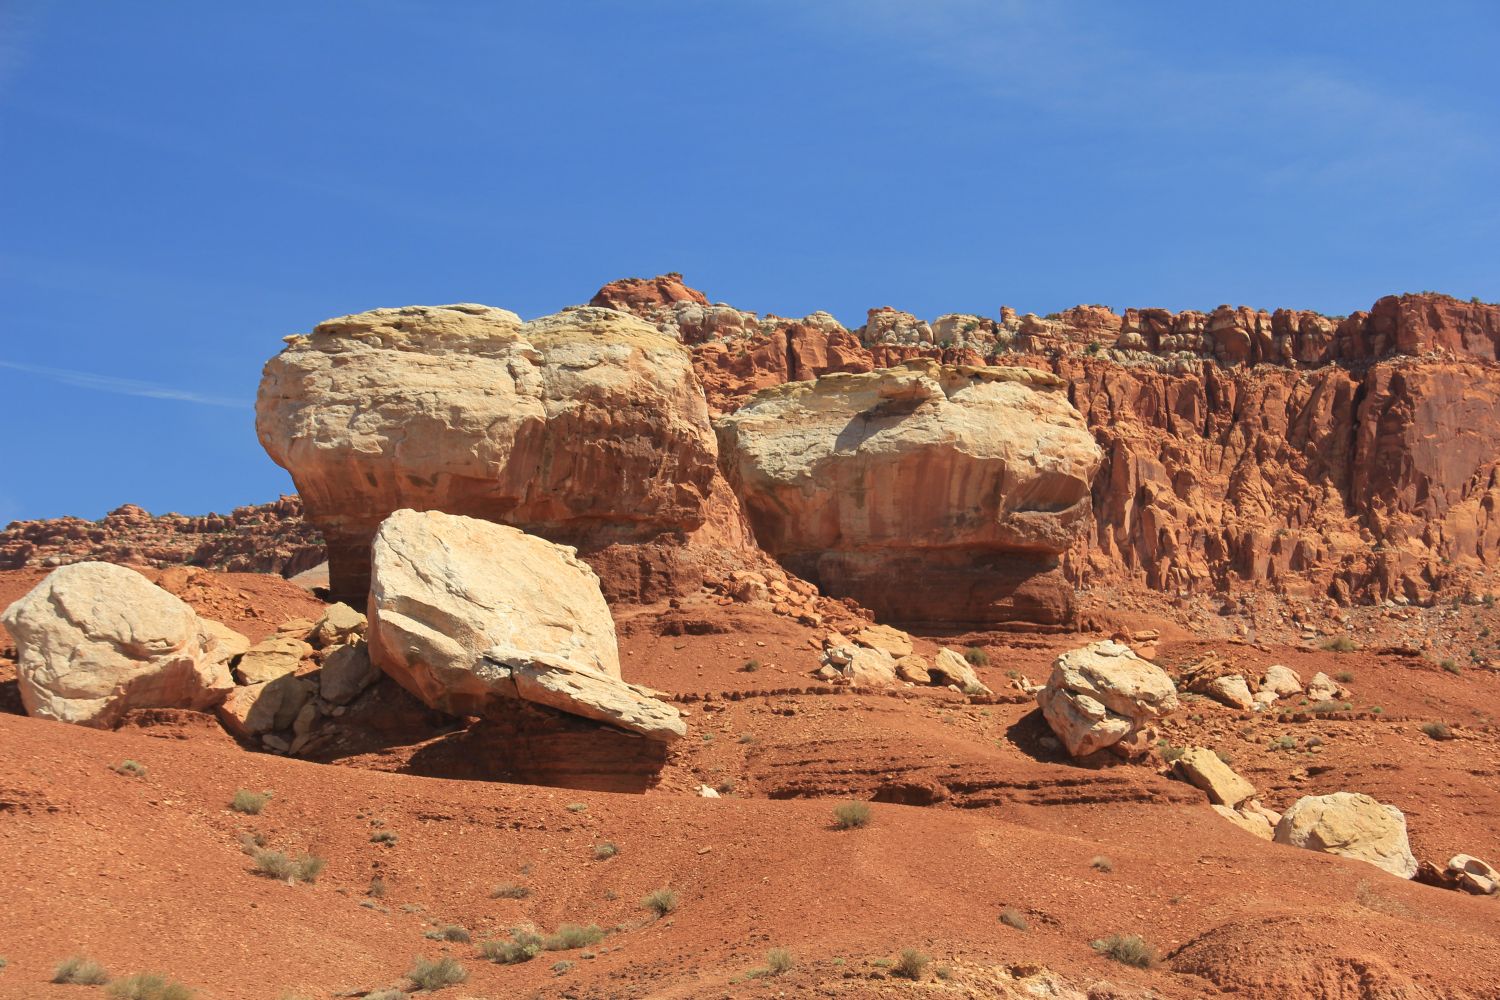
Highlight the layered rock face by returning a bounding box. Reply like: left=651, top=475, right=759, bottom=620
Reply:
left=599, top=275, right=1499, bottom=607
left=2, top=562, right=236, bottom=726
left=715, top=361, right=1103, bottom=625
left=367, top=510, right=683, bottom=742
left=256, top=304, right=729, bottom=603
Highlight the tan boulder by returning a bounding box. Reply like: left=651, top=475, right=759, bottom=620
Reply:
left=217, top=674, right=315, bottom=738
left=234, top=636, right=312, bottom=685
left=853, top=624, right=914, bottom=659
left=1037, top=640, right=1178, bottom=757
left=1174, top=748, right=1256, bottom=806
left=895, top=654, right=932, bottom=684
left=367, top=510, right=682, bottom=741
left=715, top=361, right=1102, bottom=625
left=311, top=602, right=366, bottom=647
left=257, top=304, right=720, bottom=603
left=1306, top=671, right=1348, bottom=702
left=1274, top=792, right=1418, bottom=878
left=840, top=647, right=899, bottom=687
left=1199, top=674, right=1255, bottom=710
left=931, top=647, right=991, bottom=694
left=276, top=618, right=317, bottom=639
left=1447, top=855, right=1500, bottom=895
left=200, top=619, right=251, bottom=663
left=1211, top=803, right=1275, bottom=840
left=1259, top=664, right=1302, bottom=697
left=1, top=562, right=234, bottom=727
left=318, top=641, right=380, bottom=705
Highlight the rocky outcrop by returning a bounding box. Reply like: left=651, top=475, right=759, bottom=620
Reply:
left=1037, top=641, right=1179, bottom=757
left=0, top=496, right=324, bottom=578
left=716, top=361, right=1102, bottom=625
left=367, top=510, right=683, bottom=742
left=2, top=562, right=235, bottom=726
left=1174, top=748, right=1255, bottom=807
left=1274, top=792, right=1419, bottom=879
left=257, top=303, right=735, bottom=604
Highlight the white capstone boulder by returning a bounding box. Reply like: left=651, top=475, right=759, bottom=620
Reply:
left=1273, top=792, right=1418, bottom=879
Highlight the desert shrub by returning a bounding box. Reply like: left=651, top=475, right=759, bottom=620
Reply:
left=832, top=802, right=872, bottom=830
left=1440, top=659, right=1461, bottom=675
left=479, top=930, right=543, bottom=965
left=1091, top=933, right=1158, bottom=968
left=1421, top=721, right=1454, bottom=741
left=592, top=842, right=618, bottom=861
left=999, top=907, right=1029, bottom=931
left=369, top=876, right=386, bottom=898
left=1090, top=855, right=1114, bottom=873
left=112, top=760, right=148, bottom=778
left=766, top=948, right=794, bottom=975
left=295, top=854, right=325, bottom=883
left=104, top=972, right=195, bottom=999
left=963, top=646, right=990, bottom=666
left=53, top=955, right=110, bottom=985
left=491, top=882, right=529, bottom=899
left=251, top=849, right=296, bottom=881
left=552, top=960, right=573, bottom=974
left=543, top=924, right=604, bottom=951
left=230, top=789, right=270, bottom=814
left=1335, top=671, right=1355, bottom=683
left=738, top=733, right=755, bottom=744
left=935, top=965, right=954, bottom=980
left=1156, top=741, right=1185, bottom=763
left=715, top=780, right=734, bottom=795
left=1308, top=700, right=1346, bottom=714
left=741, top=659, right=761, bottom=672
left=406, top=955, right=467, bottom=990
left=891, top=948, right=931, bottom=981
left=1321, top=636, right=1357, bottom=653
left=1270, top=734, right=1297, bottom=751
left=642, top=888, right=678, bottom=918
left=425, top=925, right=470, bottom=943
left=1370, top=706, right=1383, bottom=714
left=370, top=830, right=399, bottom=846
left=566, top=802, right=588, bottom=813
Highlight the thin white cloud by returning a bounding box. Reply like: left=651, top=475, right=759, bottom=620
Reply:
left=0, top=359, right=247, bottom=409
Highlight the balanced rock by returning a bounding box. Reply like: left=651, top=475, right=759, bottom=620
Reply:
left=1274, top=792, right=1419, bottom=879
left=367, top=510, right=682, bottom=741
left=1, top=562, right=234, bottom=727
left=1037, top=640, right=1179, bottom=757
left=715, top=361, right=1102, bottom=625
left=1174, top=747, right=1256, bottom=806
left=257, top=304, right=721, bottom=603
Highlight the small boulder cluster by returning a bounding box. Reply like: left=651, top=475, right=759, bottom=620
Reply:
left=1178, top=654, right=1344, bottom=712
left=812, top=625, right=990, bottom=695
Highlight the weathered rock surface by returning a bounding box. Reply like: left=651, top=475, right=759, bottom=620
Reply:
left=217, top=674, right=315, bottom=738
left=1259, top=664, right=1302, bottom=697
left=1274, top=792, right=1419, bottom=879
left=1174, top=747, right=1255, bottom=806
left=716, top=360, right=1102, bottom=625
left=233, top=636, right=311, bottom=685
left=1, top=562, right=234, bottom=726
left=930, top=647, right=990, bottom=693
left=257, top=303, right=728, bottom=603
left=366, top=510, right=682, bottom=741
left=318, top=641, right=379, bottom=705
left=1037, top=641, right=1179, bottom=756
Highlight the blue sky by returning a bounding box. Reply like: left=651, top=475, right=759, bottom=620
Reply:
left=3, top=1, right=1497, bottom=523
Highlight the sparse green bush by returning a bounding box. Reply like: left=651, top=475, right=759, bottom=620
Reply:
left=544, top=924, right=604, bottom=951
left=112, top=760, right=148, bottom=778
left=230, top=789, right=270, bottom=815
left=104, top=972, right=195, bottom=999
left=406, top=955, right=467, bottom=990
left=741, top=659, right=761, bottom=672
left=999, top=907, right=1029, bottom=931
left=832, top=802, right=871, bottom=830
left=425, top=925, right=470, bottom=943
left=642, top=888, right=678, bottom=918
left=490, top=882, right=529, bottom=899
left=479, top=930, right=543, bottom=965
left=1090, top=855, right=1114, bottom=873
left=1270, top=734, right=1297, bottom=751
left=1440, top=659, right=1461, bottom=675
left=892, top=948, right=931, bottom=981
left=1091, top=933, right=1158, bottom=968
left=53, top=956, right=110, bottom=985
left=592, top=842, right=618, bottom=861
left=250, top=849, right=324, bottom=883
left=552, top=960, right=573, bottom=974
left=1308, top=700, right=1346, bottom=714
left=1321, top=636, right=1357, bottom=653
left=370, top=830, right=399, bottom=846
left=1156, top=741, right=1185, bottom=763
left=295, top=854, right=325, bottom=883
left=963, top=646, right=990, bottom=666
left=1421, top=721, right=1454, bottom=741
left=566, top=802, right=588, bottom=813
left=766, top=948, right=794, bottom=975
left=1335, top=671, right=1355, bottom=683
